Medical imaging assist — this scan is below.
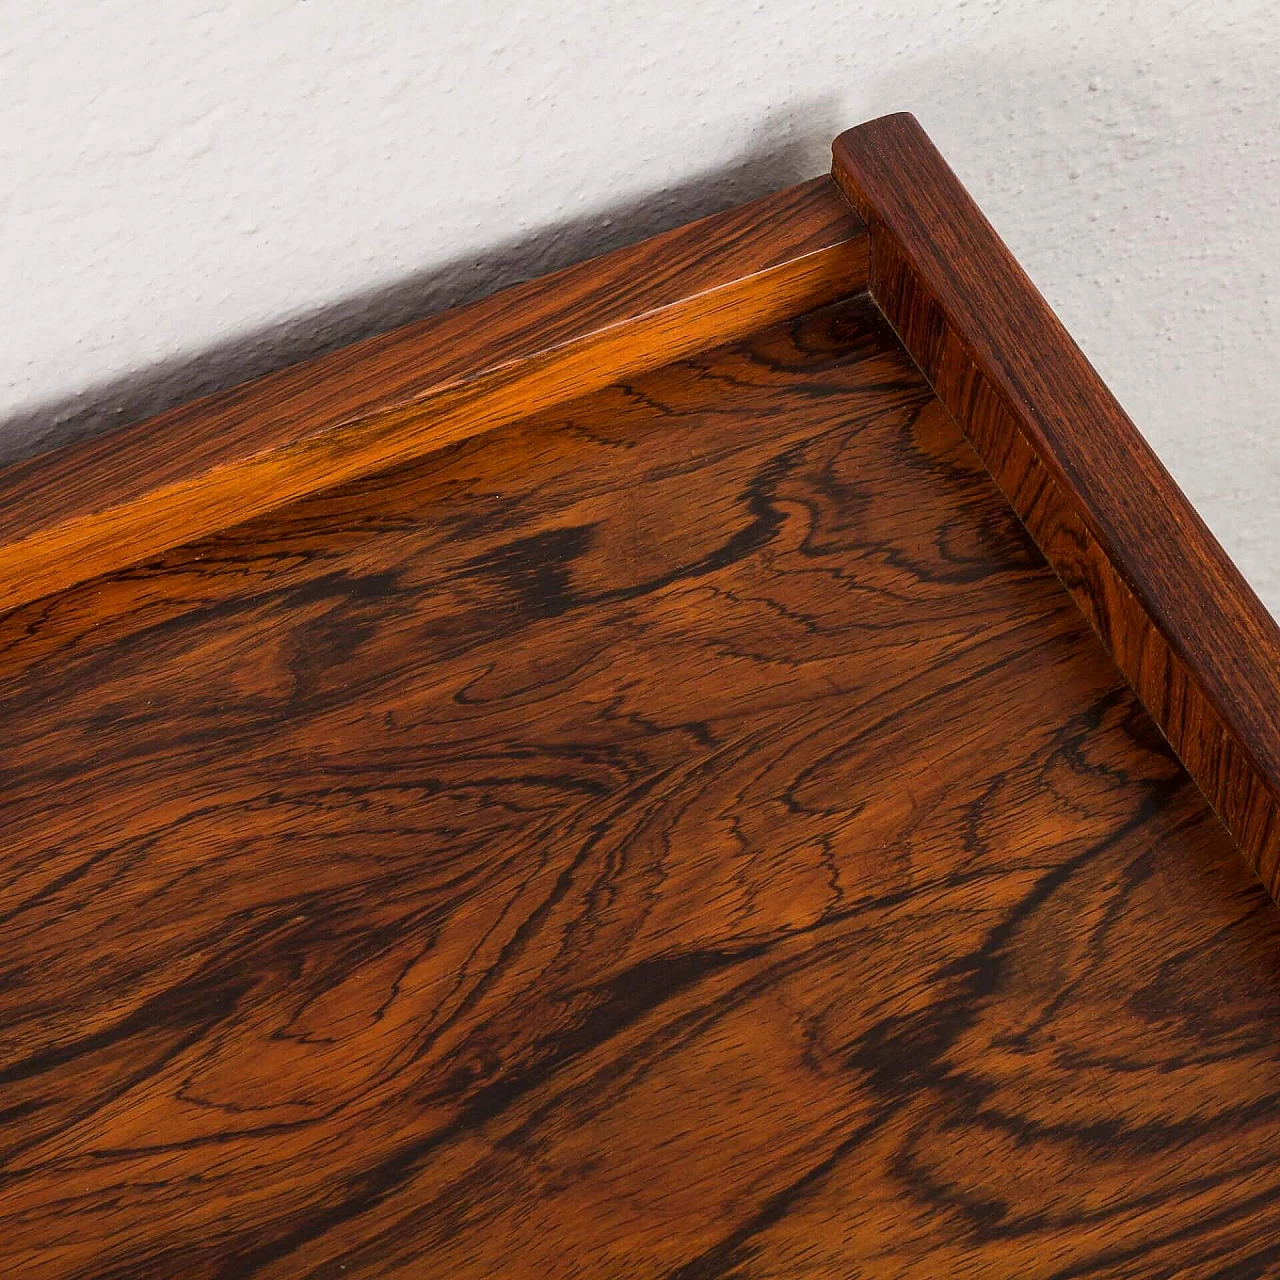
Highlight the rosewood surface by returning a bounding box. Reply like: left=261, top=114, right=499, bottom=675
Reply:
left=3, top=298, right=1280, bottom=1277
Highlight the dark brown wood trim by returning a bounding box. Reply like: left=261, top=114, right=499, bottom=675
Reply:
left=0, top=177, right=868, bottom=619
left=833, top=111, right=1280, bottom=897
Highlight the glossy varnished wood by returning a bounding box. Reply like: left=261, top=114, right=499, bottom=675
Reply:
left=0, top=177, right=867, bottom=619
left=4, top=298, right=1280, bottom=1276
left=833, top=113, right=1280, bottom=900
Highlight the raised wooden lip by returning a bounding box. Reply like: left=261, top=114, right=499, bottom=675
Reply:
left=0, top=177, right=868, bottom=619
left=833, top=112, right=1280, bottom=899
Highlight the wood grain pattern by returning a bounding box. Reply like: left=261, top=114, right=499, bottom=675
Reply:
left=0, top=176, right=867, bottom=620
left=4, top=297, right=1280, bottom=1276
left=832, top=112, right=1280, bottom=900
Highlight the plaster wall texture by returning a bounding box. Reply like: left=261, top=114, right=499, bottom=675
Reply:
left=2, top=2, right=1277, bottom=608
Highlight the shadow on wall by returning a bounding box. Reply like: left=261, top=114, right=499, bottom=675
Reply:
left=0, top=97, right=844, bottom=470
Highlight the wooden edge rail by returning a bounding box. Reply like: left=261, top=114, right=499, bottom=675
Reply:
left=0, top=177, right=869, bottom=618
left=833, top=112, right=1280, bottom=897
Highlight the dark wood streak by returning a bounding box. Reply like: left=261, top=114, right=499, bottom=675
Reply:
left=832, top=112, right=1280, bottom=901
left=3, top=296, right=1280, bottom=1276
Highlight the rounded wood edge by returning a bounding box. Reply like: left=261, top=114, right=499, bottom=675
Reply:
left=0, top=178, right=869, bottom=619
left=832, top=112, right=1280, bottom=899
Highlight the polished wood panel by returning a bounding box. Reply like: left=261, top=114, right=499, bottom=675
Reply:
left=832, top=112, right=1280, bottom=900
left=0, top=177, right=867, bottom=620
left=4, top=297, right=1280, bottom=1277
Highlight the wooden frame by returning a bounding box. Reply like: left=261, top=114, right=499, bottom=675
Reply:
left=5, top=114, right=1280, bottom=1275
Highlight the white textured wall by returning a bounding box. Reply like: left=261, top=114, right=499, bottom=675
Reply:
left=3, top=2, right=1277, bottom=609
